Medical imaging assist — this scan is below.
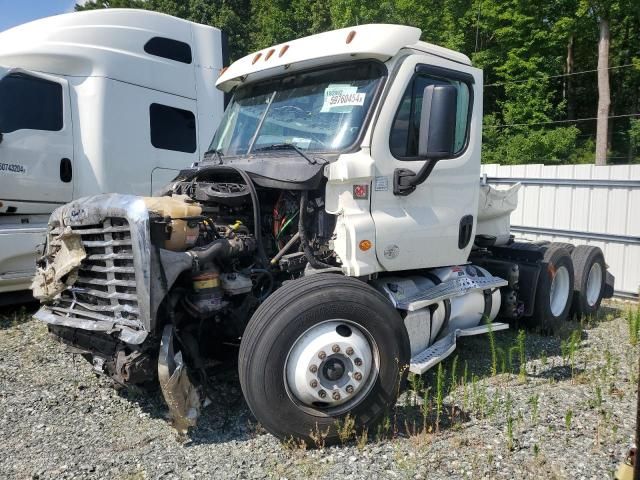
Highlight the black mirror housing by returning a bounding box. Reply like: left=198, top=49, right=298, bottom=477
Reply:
left=418, top=84, right=457, bottom=159
left=393, top=84, right=458, bottom=196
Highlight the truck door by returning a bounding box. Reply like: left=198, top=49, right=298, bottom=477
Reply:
left=0, top=68, right=73, bottom=210
left=369, top=55, right=483, bottom=271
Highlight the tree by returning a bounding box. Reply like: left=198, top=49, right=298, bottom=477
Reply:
left=73, top=0, right=640, bottom=165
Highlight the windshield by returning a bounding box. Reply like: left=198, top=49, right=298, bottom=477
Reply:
left=209, top=61, right=386, bottom=156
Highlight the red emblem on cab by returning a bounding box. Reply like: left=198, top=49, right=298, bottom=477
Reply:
left=353, top=184, right=369, bottom=200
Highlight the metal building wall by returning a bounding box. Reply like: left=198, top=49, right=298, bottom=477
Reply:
left=481, top=164, right=640, bottom=299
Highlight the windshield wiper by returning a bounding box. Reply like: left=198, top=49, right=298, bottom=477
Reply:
left=204, top=148, right=224, bottom=164
left=253, top=143, right=321, bottom=165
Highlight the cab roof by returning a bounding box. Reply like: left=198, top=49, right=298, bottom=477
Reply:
left=0, top=9, right=222, bottom=99
left=216, top=24, right=471, bottom=92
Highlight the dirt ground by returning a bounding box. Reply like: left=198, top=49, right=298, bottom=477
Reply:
left=0, top=301, right=637, bottom=479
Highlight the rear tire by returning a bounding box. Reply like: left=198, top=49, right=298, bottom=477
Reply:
left=238, top=274, right=410, bottom=445
left=528, top=245, right=575, bottom=332
left=571, top=245, right=606, bottom=319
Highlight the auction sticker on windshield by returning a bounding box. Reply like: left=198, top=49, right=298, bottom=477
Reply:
left=321, top=84, right=366, bottom=113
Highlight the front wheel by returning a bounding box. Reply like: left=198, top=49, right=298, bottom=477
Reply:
left=238, top=274, right=410, bottom=445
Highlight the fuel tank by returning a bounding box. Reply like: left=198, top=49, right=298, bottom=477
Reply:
left=373, top=265, right=502, bottom=357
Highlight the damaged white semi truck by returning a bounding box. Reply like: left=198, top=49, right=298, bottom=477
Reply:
left=33, top=24, right=614, bottom=443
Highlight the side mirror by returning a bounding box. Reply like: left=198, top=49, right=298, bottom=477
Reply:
left=0, top=132, right=3, bottom=145
left=394, top=84, right=458, bottom=196
left=418, top=84, right=457, bottom=159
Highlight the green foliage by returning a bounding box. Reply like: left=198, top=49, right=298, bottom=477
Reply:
left=626, top=306, right=640, bottom=345
left=483, top=125, right=581, bottom=164
left=629, top=119, right=640, bottom=163
left=435, top=363, right=445, bottom=432
left=75, top=0, right=640, bottom=164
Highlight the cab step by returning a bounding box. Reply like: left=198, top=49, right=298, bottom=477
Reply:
left=397, top=276, right=508, bottom=311
left=409, top=322, right=510, bottom=374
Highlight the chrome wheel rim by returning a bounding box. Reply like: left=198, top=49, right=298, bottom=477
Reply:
left=549, top=265, right=571, bottom=317
left=586, top=262, right=603, bottom=307
left=285, top=320, right=378, bottom=412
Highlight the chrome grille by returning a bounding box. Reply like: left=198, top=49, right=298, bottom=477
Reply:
left=51, top=218, right=142, bottom=328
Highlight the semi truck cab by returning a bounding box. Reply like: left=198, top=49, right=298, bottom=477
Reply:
left=32, top=24, right=614, bottom=444
left=0, top=9, right=226, bottom=297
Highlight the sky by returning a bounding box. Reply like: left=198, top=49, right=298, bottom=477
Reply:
left=0, top=0, right=84, bottom=33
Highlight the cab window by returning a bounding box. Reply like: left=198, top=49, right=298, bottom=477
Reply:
left=0, top=73, right=63, bottom=133
left=390, top=71, right=471, bottom=159
left=149, top=103, right=197, bottom=153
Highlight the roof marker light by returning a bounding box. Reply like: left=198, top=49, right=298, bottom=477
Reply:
left=346, top=30, right=356, bottom=44
left=279, top=45, right=289, bottom=57
left=218, top=66, right=229, bottom=77
left=265, top=48, right=275, bottom=61
left=252, top=52, right=262, bottom=64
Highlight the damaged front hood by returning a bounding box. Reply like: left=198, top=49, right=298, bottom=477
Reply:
left=197, top=152, right=330, bottom=190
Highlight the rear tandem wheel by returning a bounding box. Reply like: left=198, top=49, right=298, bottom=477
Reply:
left=528, top=244, right=575, bottom=332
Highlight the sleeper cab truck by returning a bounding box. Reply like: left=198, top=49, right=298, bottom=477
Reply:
left=0, top=9, right=227, bottom=301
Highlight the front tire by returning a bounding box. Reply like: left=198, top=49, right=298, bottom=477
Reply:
left=238, top=274, right=410, bottom=445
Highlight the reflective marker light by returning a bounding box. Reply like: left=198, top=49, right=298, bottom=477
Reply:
left=359, top=240, right=372, bottom=251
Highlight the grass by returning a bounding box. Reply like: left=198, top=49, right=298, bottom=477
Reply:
left=335, top=414, right=356, bottom=445
left=300, top=301, right=633, bottom=457
left=626, top=306, right=640, bottom=345
left=0, top=305, right=33, bottom=329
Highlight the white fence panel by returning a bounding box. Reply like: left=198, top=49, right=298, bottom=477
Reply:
left=481, top=164, right=640, bottom=299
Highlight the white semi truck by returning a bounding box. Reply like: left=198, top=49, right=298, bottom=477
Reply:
left=0, top=9, right=226, bottom=298
left=32, top=24, right=614, bottom=443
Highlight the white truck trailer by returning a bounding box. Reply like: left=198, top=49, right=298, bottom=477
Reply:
left=32, top=24, right=614, bottom=443
left=0, top=9, right=226, bottom=298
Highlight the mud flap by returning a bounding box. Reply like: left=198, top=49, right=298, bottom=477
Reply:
left=31, top=227, right=86, bottom=300
left=158, top=324, right=201, bottom=434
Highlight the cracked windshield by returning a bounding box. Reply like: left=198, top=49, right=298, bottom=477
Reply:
left=210, top=61, right=385, bottom=156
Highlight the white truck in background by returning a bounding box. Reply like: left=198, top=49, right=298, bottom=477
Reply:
left=0, top=9, right=226, bottom=299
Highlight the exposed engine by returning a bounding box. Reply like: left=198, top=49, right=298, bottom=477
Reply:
left=32, top=166, right=338, bottom=429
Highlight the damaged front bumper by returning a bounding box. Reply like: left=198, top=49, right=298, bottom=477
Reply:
left=32, top=194, right=205, bottom=431
left=33, top=194, right=154, bottom=344
left=158, top=324, right=201, bottom=434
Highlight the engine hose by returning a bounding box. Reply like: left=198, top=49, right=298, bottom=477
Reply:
left=200, top=165, right=269, bottom=267
left=188, top=238, right=231, bottom=264
left=228, top=167, right=269, bottom=268
left=298, top=191, right=332, bottom=270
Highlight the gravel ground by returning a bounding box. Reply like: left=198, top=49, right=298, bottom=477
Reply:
left=0, top=302, right=637, bottom=480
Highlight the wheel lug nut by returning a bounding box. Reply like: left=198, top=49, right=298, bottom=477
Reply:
left=346, top=385, right=354, bottom=394
left=353, top=372, right=363, bottom=381
left=332, top=391, right=341, bottom=401
left=318, top=351, right=326, bottom=360
left=346, top=347, right=354, bottom=356
left=332, top=344, right=340, bottom=353
left=354, top=358, right=362, bottom=367
left=318, top=389, right=326, bottom=398
left=310, top=379, right=318, bottom=388
left=309, top=364, right=318, bottom=373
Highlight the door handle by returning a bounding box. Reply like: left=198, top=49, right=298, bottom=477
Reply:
left=60, top=158, right=72, bottom=183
